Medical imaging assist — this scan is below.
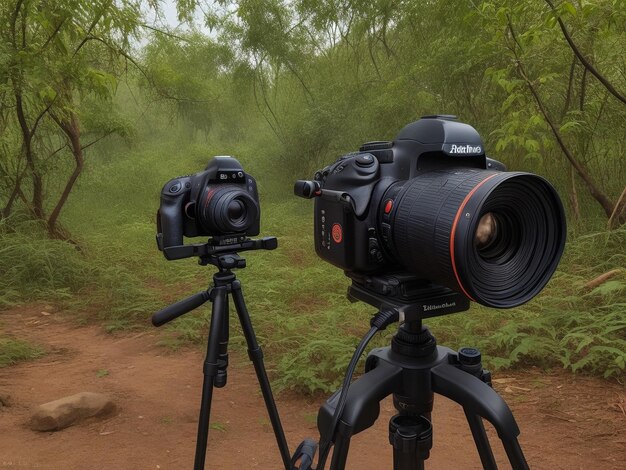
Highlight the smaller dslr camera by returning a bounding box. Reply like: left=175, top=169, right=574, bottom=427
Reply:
left=157, top=156, right=260, bottom=260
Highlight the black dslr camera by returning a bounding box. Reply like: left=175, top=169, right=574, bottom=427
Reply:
left=296, top=115, right=566, bottom=310
left=157, top=156, right=260, bottom=260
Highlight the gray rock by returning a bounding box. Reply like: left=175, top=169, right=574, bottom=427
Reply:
left=29, top=392, right=116, bottom=431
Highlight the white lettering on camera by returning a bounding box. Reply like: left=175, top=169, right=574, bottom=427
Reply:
left=423, top=302, right=456, bottom=312
left=449, top=144, right=482, bottom=154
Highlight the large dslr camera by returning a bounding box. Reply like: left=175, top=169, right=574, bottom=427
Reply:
left=157, top=156, right=260, bottom=260
left=295, top=115, right=566, bottom=309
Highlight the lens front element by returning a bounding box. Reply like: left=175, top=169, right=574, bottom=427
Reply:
left=474, top=213, right=497, bottom=251
left=199, top=186, right=260, bottom=235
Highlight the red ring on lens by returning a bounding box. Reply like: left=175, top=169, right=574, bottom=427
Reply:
left=449, top=173, right=499, bottom=301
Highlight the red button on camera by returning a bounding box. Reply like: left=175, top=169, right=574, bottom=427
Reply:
left=384, top=200, right=393, bottom=214
left=332, top=224, right=343, bottom=243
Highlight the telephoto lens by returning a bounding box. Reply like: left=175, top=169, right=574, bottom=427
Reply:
left=384, top=169, right=566, bottom=308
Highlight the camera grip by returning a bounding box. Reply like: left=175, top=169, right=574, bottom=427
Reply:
left=152, top=291, right=210, bottom=327
left=159, top=179, right=188, bottom=248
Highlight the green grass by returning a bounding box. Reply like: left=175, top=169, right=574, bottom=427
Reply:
left=209, top=422, right=227, bottom=432
left=0, top=337, right=44, bottom=368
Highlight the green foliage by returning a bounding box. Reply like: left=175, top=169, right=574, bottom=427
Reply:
left=0, top=0, right=149, bottom=235
left=274, top=336, right=362, bottom=394
left=0, top=337, right=44, bottom=367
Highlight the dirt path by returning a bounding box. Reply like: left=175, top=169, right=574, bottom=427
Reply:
left=1, top=306, right=624, bottom=469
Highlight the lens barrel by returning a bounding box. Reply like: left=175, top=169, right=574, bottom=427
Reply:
left=384, top=169, right=566, bottom=308
left=199, top=186, right=260, bottom=235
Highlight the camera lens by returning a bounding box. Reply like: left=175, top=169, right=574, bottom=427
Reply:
left=227, top=199, right=245, bottom=221
left=385, top=169, right=566, bottom=308
left=199, top=186, right=260, bottom=235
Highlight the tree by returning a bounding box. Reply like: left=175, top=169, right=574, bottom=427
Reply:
left=473, top=0, right=626, bottom=226
left=0, top=0, right=143, bottom=238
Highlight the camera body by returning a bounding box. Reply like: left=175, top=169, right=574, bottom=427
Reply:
left=308, top=115, right=505, bottom=274
left=157, top=156, right=260, bottom=258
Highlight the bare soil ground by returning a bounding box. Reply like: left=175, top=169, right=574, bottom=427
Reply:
left=1, top=305, right=625, bottom=469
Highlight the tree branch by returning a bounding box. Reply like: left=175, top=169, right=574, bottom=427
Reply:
left=608, top=187, right=626, bottom=229
left=40, top=17, right=67, bottom=51
left=72, top=0, right=113, bottom=58
left=562, top=54, right=576, bottom=118
left=507, top=17, right=616, bottom=219
left=139, top=23, right=191, bottom=42
left=80, top=129, right=117, bottom=150
left=10, top=0, right=24, bottom=47
left=545, top=0, right=626, bottom=106
left=81, top=35, right=211, bottom=104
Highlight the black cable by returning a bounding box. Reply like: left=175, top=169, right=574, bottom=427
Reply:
left=315, top=309, right=399, bottom=470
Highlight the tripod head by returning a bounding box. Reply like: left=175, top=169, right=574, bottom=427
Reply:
left=346, top=272, right=470, bottom=325
left=160, top=234, right=278, bottom=263
left=151, top=236, right=278, bottom=327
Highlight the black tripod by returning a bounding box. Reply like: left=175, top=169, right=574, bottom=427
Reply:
left=309, top=276, right=530, bottom=470
left=152, top=237, right=292, bottom=470
left=316, top=321, right=529, bottom=469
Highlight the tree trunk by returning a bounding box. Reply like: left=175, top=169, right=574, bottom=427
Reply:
left=2, top=179, right=22, bottom=219
left=14, top=91, right=45, bottom=218
left=48, top=111, right=84, bottom=238
left=561, top=55, right=576, bottom=118
left=569, top=165, right=580, bottom=223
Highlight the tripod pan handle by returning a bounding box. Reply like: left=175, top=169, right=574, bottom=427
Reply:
left=152, top=291, right=211, bottom=327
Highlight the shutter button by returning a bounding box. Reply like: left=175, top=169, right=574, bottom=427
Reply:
left=355, top=154, right=375, bottom=166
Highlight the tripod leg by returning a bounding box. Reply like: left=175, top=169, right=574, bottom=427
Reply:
left=502, top=436, right=528, bottom=469
left=194, top=285, right=228, bottom=470
left=215, top=296, right=229, bottom=387
left=329, top=422, right=352, bottom=470
left=464, top=411, right=498, bottom=470
left=431, top=361, right=529, bottom=470
left=231, top=280, right=292, bottom=470
left=317, top=361, right=402, bottom=470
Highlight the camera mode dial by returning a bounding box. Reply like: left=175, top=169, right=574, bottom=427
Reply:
left=162, top=177, right=192, bottom=197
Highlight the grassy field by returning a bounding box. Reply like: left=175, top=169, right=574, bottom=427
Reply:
left=1, top=116, right=624, bottom=393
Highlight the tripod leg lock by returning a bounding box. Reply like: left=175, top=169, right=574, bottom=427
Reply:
left=203, top=361, right=219, bottom=376
left=388, top=414, right=432, bottom=459
left=247, top=346, right=264, bottom=362
left=290, top=439, right=318, bottom=470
